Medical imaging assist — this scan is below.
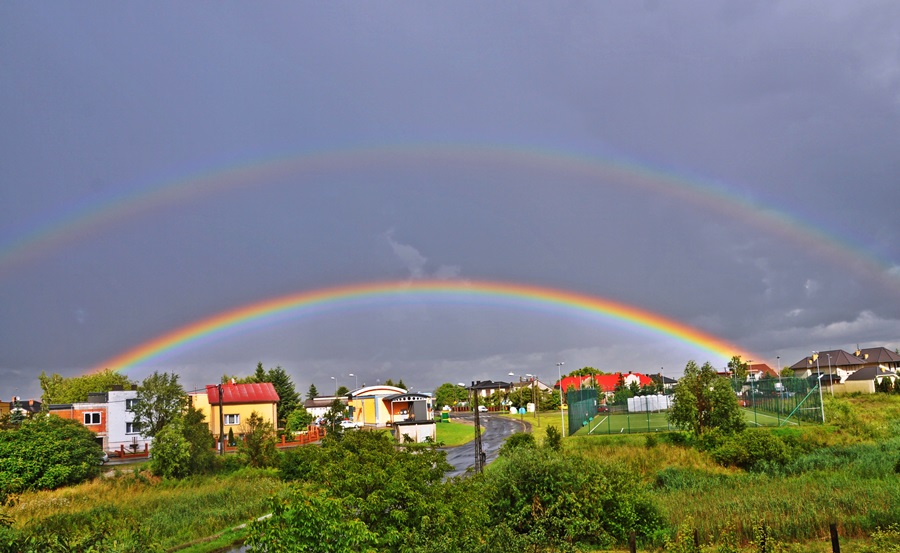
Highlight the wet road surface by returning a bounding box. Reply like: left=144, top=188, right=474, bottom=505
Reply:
left=441, top=413, right=529, bottom=478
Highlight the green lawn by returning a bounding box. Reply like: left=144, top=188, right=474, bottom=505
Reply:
left=434, top=418, right=478, bottom=446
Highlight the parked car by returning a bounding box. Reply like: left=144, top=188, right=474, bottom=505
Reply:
left=339, top=419, right=363, bottom=429
left=478, top=405, right=489, bottom=412
left=100, top=452, right=109, bottom=465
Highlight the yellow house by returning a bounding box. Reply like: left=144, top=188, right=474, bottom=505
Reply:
left=189, top=382, right=279, bottom=442
left=347, top=385, right=433, bottom=428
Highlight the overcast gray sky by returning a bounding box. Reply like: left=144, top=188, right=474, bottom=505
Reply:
left=2, top=2, right=899, bottom=399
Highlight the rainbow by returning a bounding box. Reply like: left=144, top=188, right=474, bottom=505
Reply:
left=90, top=279, right=757, bottom=374
left=3, top=144, right=898, bottom=297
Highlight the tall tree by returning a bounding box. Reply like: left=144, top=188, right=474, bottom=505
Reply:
left=266, top=366, right=301, bottom=427
left=728, top=355, right=749, bottom=382
left=396, top=379, right=407, bottom=391
left=434, top=382, right=468, bottom=410
left=307, top=383, right=319, bottom=401
left=39, top=369, right=134, bottom=404
left=132, top=371, right=186, bottom=438
left=238, top=411, right=279, bottom=468
left=668, top=360, right=745, bottom=436
left=335, top=385, right=350, bottom=397
left=253, top=362, right=267, bottom=383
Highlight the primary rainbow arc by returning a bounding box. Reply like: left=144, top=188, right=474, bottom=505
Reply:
left=91, top=279, right=757, bottom=375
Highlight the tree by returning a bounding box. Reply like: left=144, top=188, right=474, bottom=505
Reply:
left=132, top=371, right=186, bottom=438
left=668, top=360, right=746, bottom=436
left=335, top=385, right=349, bottom=397
left=149, top=404, right=214, bottom=478
left=0, top=415, right=103, bottom=502
left=39, top=369, right=134, bottom=404
left=265, top=365, right=301, bottom=427
left=284, top=405, right=313, bottom=435
left=238, top=411, right=279, bottom=468
left=322, top=398, right=346, bottom=433
left=253, top=361, right=267, bottom=383
left=728, top=355, right=749, bottom=382
left=396, top=379, right=407, bottom=391
left=434, top=382, right=468, bottom=410
left=307, top=383, right=319, bottom=401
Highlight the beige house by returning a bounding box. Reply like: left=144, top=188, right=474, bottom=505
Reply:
left=347, top=385, right=433, bottom=428
left=189, top=382, right=279, bottom=442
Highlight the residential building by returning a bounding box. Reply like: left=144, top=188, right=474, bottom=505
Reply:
left=189, top=382, right=279, bottom=443
left=347, top=385, right=433, bottom=427
left=48, top=389, right=150, bottom=454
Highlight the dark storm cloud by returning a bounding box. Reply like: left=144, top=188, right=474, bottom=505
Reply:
left=1, top=2, right=898, bottom=399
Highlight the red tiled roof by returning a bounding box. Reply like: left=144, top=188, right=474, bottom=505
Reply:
left=557, top=373, right=654, bottom=392
left=206, top=382, right=279, bottom=404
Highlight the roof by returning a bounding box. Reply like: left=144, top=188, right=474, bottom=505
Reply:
left=558, top=373, right=654, bottom=392
left=384, top=392, right=431, bottom=402
left=845, top=365, right=898, bottom=382
left=789, top=350, right=866, bottom=370
left=856, top=347, right=900, bottom=364
left=470, top=380, right=510, bottom=390
left=748, top=363, right=779, bottom=378
left=206, top=382, right=279, bottom=405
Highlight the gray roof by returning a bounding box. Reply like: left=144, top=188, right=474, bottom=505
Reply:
left=845, top=365, right=898, bottom=382
left=790, top=350, right=865, bottom=370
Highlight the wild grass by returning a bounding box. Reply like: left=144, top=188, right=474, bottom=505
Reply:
left=3, top=465, right=284, bottom=550
left=565, top=393, right=900, bottom=550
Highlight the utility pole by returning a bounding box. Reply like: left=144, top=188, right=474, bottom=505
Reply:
left=470, top=382, right=485, bottom=472
left=217, top=383, right=225, bottom=455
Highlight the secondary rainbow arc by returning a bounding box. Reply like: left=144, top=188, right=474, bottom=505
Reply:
left=90, top=279, right=758, bottom=375
left=3, top=144, right=897, bottom=300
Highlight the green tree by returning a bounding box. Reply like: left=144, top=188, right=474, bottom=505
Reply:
left=149, top=417, right=192, bottom=479
left=38, top=369, right=134, bottom=404
left=284, top=405, right=314, bottom=435
left=434, top=382, right=468, bottom=410
left=0, top=415, right=103, bottom=502
left=238, top=411, right=279, bottom=468
left=668, top=360, right=746, bottom=436
left=266, top=365, right=301, bottom=427
left=307, top=383, right=319, bottom=401
left=728, top=355, right=749, bottom=382
left=396, top=379, right=407, bottom=391
left=335, top=385, right=350, bottom=397
left=253, top=361, right=267, bottom=382
left=149, top=405, right=214, bottom=478
left=322, top=398, right=346, bottom=433
left=132, top=371, right=186, bottom=438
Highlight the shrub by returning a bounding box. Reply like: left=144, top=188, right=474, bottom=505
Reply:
left=544, top=425, right=562, bottom=452
left=499, top=431, right=536, bottom=456
left=709, top=430, right=792, bottom=471
left=0, top=415, right=102, bottom=502
left=484, top=447, right=666, bottom=549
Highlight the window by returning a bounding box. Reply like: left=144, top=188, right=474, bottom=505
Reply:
left=126, top=422, right=141, bottom=434
left=84, top=412, right=101, bottom=425
left=126, top=398, right=140, bottom=411
left=224, top=414, right=240, bottom=425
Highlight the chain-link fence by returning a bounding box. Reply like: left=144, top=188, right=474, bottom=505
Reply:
left=568, top=377, right=824, bottom=436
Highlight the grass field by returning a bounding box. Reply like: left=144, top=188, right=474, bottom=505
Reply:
left=434, top=419, right=478, bottom=446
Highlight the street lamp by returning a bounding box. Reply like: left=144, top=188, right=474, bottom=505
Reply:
left=827, top=354, right=833, bottom=397
left=557, top=362, right=565, bottom=438
left=330, top=376, right=336, bottom=395
left=813, top=351, right=825, bottom=423
left=526, top=373, right=539, bottom=425
left=349, top=373, right=358, bottom=390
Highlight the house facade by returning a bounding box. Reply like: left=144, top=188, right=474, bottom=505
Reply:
left=347, top=385, right=433, bottom=427
left=190, top=382, right=279, bottom=442
left=48, top=389, right=150, bottom=454
left=789, top=347, right=900, bottom=385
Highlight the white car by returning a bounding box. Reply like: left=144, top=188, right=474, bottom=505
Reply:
left=339, top=419, right=363, bottom=429
left=478, top=405, right=489, bottom=412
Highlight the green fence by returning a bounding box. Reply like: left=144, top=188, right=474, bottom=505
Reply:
left=569, top=377, right=823, bottom=436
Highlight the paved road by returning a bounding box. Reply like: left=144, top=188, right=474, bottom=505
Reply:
left=441, top=413, right=529, bottom=478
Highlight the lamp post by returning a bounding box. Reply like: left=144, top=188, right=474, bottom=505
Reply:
left=827, top=354, right=833, bottom=397
left=331, top=376, right=336, bottom=396
left=349, top=373, right=358, bottom=390
left=557, top=362, right=565, bottom=438
left=526, top=373, right=539, bottom=426
left=813, top=351, right=825, bottom=423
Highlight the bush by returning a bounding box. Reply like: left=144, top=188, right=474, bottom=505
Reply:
left=499, top=432, right=536, bottom=456
left=709, top=430, right=792, bottom=471
left=484, top=447, right=665, bottom=549
left=0, top=415, right=102, bottom=502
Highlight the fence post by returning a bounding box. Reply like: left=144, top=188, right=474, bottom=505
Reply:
left=628, top=531, right=636, bottom=553
left=830, top=523, right=840, bottom=553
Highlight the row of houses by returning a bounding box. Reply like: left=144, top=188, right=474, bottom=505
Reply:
left=788, top=347, right=900, bottom=394
left=39, top=381, right=439, bottom=454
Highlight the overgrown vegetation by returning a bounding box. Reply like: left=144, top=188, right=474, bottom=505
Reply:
left=1, top=393, right=897, bottom=552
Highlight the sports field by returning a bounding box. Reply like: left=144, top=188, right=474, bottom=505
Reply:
left=572, top=405, right=820, bottom=435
